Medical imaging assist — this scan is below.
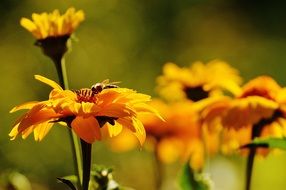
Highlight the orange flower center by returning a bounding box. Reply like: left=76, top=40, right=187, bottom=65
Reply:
left=240, top=88, right=273, bottom=100
left=75, top=88, right=97, bottom=103
left=74, top=88, right=118, bottom=127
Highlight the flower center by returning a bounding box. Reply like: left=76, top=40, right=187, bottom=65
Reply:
left=75, top=82, right=119, bottom=103
left=184, top=86, right=209, bottom=101
left=75, top=88, right=96, bottom=103
left=240, top=88, right=274, bottom=100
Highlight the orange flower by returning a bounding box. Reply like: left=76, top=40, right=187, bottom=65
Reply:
left=222, top=76, right=286, bottom=129
left=143, top=100, right=219, bottom=170
left=9, top=75, right=160, bottom=144
left=20, top=7, right=84, bottom=39
left=157, top=60, right=242, bottom=102
left=203, top=76, right=286, bottom=155
left=110, top=99, right=219, bottom=170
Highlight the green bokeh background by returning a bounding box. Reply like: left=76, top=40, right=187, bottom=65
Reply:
left=1, top=0, right=286, bottom=189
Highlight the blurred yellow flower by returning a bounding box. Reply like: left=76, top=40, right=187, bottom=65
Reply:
left=222, top=76, right=286, bottom=129
left=143, top=100, right=219, bottom=170
left=20, top=7, right=84, bottom=39
left=9, top=75, right=160, bottom=144
left=203, top=76, right=286, bottom=155
left=109, top=99, right=219, bottom=170
left=157, top=60, right=242, bottom=102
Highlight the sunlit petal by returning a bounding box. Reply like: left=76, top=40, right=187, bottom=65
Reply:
left=71, top=116, right=101, bottom=143
left=10, top=101, right=39, bottom=113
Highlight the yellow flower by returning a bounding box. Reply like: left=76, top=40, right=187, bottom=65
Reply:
left=157, top=60, right=242, bottom=102
left=143, top=100, right=219, bottom=170
left=203, top=76, right=286, bottom=155
left=109, top=99, right=219, bottom=170
left=9, top=75, right=160, bottom=144
left=222, top=76, right=286, bottom=129
left=20, top=7, right=84, bottom=39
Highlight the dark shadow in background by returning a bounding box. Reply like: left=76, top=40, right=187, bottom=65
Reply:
left=233, top=0, right=286, bottom=38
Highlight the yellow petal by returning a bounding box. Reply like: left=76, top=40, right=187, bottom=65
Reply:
left=18, top=107, right=60, bottom=134
left=118, top=117, right=148, bottom=146
left=134, top=103, right=164, bottom=121
left=131, top=118, right=146, bottom=145
left=98, top=103, right=136, bottom=118
left=223, top=96, right=278, bottom=129
left=117, top=117, right=135, bottom=132
left=32, top=13, right=48, bottom=39
left=106, top=122, right=123, bottom=137
left=189, top=143, right=204, bottom=171
left=107, top=128, right=139, bottom=152
left=33, top=122, right=54, bottom=141
left=9, top=124, right=20, bottom=140
left=10, top=101, right=39, bottom=113
left=81, top=102, right=100, bottom=114
left=157, top=138, right=182, bottom=163
left=20, top=18, right=37, bottom=33
left=34, top=75, right=63, bottom=90
left=97, top=90, right=121, bottom=106
left=71, top=116, right=101, bottom=143
left=21, top=126, right=35, bottom=139
left=67, top=102, right=82, bottom=114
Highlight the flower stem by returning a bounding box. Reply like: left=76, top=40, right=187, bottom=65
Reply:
left=153, top=144, right=164, bottom=190
left=80, top=139, right=92, bottom=190
left=245, top=110, right=282, bottom=190
left=245, top=148, right=255, bottom=190
left=53, top=56, right=83, bottom=190
left=245, top=123, right=262, bottom=190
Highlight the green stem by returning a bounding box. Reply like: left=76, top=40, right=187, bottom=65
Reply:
left=154, top=143, right=163, bottom=190
left=245, top=148, right=255, bottom=190
left=245, top=110, right=282, bottom=190
left=80, top=139, right=92, bottom=190
left=245, top=123, right=262, bottom=190
left=53, top=56, right=83, bottom=190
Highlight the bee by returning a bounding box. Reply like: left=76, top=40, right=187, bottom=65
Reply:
left=91, top=79, right=120, bottom=94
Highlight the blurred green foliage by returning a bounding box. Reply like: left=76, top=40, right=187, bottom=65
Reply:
left=179, top=163, right=210, bottom=190
left=1, top=0, right=286, bottom=189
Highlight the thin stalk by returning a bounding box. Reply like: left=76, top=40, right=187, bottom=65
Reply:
left=80, top=140, right=92, bottom=190
left=53, top=56, right=83, bottom=189
left=245, top=148, right=255, bottom=190
left=153, top=143, right=164, bottom=190
left=245, top=110, right=282, bottom=190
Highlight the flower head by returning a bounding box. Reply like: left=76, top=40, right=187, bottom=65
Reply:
left=9, top=75, right=160, bottom=144
left=142, top=100, right=219, bottom=170
left=222, top=76, right=286, bottom=129
left=20, top=8, right=84, bottom=60
left=109, top=100, right=219, bottom=170
left=20, top=7, right=84, bottom=40
left=157, top=60, right=242, bottom=102
left=203, top=76, right=286, bottom=155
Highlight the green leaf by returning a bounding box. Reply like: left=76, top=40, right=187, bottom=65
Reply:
left=90, top=165, right=134, bottom=190
left=60, top=175, right=78, bottom=183
left=179, top=163, right=211, bottom=190
left=57, top=177, right=77, bottom=190
left=241, top=137, right=286, bottom=150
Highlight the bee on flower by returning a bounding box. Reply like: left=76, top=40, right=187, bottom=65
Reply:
left=9, top=75, right=162, bottom=144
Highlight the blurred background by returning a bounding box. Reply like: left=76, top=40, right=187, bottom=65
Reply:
left=1, top=0, right=286, bottom=189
